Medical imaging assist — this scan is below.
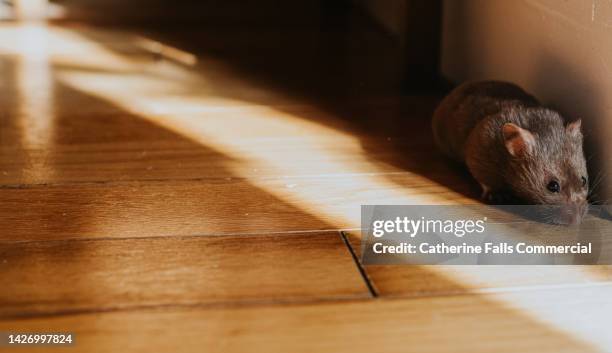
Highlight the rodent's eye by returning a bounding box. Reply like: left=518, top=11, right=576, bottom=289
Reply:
left=547, top=180, right=560, bottom=193
left=582, top=177, right=588, bottom=188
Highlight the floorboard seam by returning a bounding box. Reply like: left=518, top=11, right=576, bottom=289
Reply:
left=340, top=231, right=378, bottom=297
left=0, top=294, right=374, bottom=321
left=0, top=171, right=418, bottom=189
left=0, top=228, right=362, bottom=245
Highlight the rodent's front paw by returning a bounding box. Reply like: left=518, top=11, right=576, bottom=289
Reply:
left=488, top=193, right=515, bottom=204
left=481, top=186, right=515, bottom=204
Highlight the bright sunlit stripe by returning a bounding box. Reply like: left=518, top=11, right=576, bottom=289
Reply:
left=15, top=23, right=55, bottom=181
left=14, top=0, right=47, bottom=21
left=7, top=23, right=608, bottom=350
left=135, top=37, right=198, bottom=66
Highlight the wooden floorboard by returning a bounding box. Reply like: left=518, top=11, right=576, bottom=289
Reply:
left=0, top=175, right=475, bottom=241
left=0, top=134, right=471, bottom=185
left=2, top=284, right=612, bottom=353
left=1, top=22, right=610, bottom=352
left=0, top=232, right=369, bottom=318
left=0, top=85, right=451, bottom=186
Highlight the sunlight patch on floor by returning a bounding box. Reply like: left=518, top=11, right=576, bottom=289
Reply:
left=2, top=23, right=609, bottom=349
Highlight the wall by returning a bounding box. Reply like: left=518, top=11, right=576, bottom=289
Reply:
left=354, top=0, right=441, bottom=88
left=441, top=0, right=612, bottom=205
left=354, top=0, right=408, bottom=40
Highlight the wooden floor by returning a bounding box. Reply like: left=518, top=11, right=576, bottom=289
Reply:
left=1, top=21, right=611, bottom=352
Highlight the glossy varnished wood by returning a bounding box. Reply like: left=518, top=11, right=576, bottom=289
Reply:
left=0, top=175, right=474, bottom=241
left=0, top=232, right=369, bottom=317
left=2, top=284, right=612, bottom=352
left=0, top=89, right=462, bottom=186
left=1, top=21, right=611, bottom=353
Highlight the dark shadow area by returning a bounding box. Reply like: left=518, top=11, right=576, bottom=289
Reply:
left=1, top=53, right=370, bottom=316
left=0, top=17, right=607, bottom=352
left=1, top=61, right=339, bottom=237
left=67, top=2, right=481, bottom=201
left=532, top=50, right=609, bottom=206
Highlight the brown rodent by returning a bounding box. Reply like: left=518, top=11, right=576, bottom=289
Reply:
left=432, top=81, right=589, bottom=224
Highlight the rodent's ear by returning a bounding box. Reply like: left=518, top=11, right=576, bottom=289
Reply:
left=502, top=123, right=535, bottom=158
left=566, top=119, right=582, bottom=138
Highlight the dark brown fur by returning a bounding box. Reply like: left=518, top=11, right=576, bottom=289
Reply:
left=432, top=81, right=589, bottom=223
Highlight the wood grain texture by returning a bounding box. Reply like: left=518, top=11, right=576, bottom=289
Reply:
left=0, top=25, right=460, bottom=191
left=3, top=284, right=612, bottom=353
left=0, top=90, right=457, bottom=186
left=0, top=232, right=369, bottom=317
left=1, top=20, right=610, bottom=353
left=0, top=132, right=474, bottom=186
left=0, top=174, right=475, bottom=241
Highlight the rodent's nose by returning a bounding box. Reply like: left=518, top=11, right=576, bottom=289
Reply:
left=559, top=202, right=588, bottom=225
